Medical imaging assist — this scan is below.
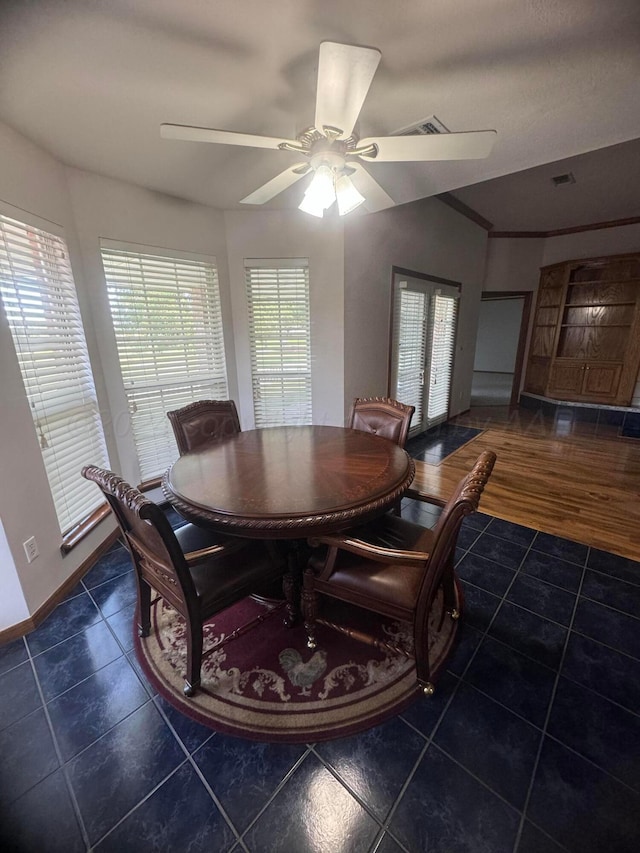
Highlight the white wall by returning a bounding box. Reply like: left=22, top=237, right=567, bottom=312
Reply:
left=542, top=223, right=640, bottom=266
left=65, top=167, right=235, bottom=485
left=0, top=123, right=117, bottom=626
left=484, top=238, right=545, bottom=293
left=343, top=197, right=489, bottom=418
left=0, top=519, right=28, bottom=628
left=474, top=298, right=523, bottom=372
left=224, top=209, right=345, bottom=427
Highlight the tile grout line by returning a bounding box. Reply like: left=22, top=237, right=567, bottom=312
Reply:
left=510, top=547, right=590, bottom=853
left=152, top=699, right=249, bottom=848
left=233, top=747, right=314, bottom=846
left=24, top=634, right=92, bottom=851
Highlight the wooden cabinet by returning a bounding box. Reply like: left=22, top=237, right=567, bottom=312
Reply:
left=524, top=253, right=640, bottom=405
left=547, top=359, right=623, bottom=401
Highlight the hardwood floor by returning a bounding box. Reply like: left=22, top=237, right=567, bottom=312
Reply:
left=409, top=406, right=640, bottom=562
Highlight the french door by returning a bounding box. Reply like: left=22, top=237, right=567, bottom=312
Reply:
left=390, top=271, right=460, bottom=436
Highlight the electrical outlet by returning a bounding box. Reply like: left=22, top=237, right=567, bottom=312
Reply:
left=23, top=536, right=39, bottom=563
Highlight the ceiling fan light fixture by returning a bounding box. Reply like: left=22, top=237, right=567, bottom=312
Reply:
left=298, top=191, right=326, bottom=217
left=335, top=173, right=365, bottom=215
left=301, top=163, right=337, bottom=214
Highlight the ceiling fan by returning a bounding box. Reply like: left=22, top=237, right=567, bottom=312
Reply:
left=161, top=42, right=497, bottom=217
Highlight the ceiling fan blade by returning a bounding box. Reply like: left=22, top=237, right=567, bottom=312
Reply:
left=240, top=164, right=311, bottom=205
left=358, top=130, right=497, bottom=162
left=161, top=124, right=298, bottom=150
left=349, top=164, right=395, bottom=212
left=314, top=42, right=381, bottom=139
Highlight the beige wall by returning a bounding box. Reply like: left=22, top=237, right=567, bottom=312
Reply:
left=65, top=167, right=235, bottom=486
left=224, top=209, right=345, bottom=427
left=542, top=224, right=640, bottom=266
left=343, top=196, right=489, bottom=418
left=0, top=123, right=117, bottom=626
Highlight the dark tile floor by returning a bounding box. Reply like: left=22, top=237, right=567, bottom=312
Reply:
left=407, top=423, right=482, bottom=464
left=1, top=504, right=640, bottom=852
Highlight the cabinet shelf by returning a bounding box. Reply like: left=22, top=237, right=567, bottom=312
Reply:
left=565, top=301, right=635, bottom=308
left=560, top=323, right=632, bottom=329
left=568, top=279, right=640, bottom=285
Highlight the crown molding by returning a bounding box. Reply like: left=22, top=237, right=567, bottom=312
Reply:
left=489, top=215, right=640, bottom=239
left=435, top=192, right=493, bottom=231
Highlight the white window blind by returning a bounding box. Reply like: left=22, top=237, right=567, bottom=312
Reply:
left=101, top=244, right=229, bottom=481
left=245, top=260, right=312, bottom=427
left=391, top=275, right=459, bottom=433
left=427, top=294, right=458, bottom=421
left=394, top=288, right=428, bottom=425
left=0, top=213, right=109, bottom=535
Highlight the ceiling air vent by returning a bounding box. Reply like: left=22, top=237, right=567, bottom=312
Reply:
left=551, top=172, right=576, bottom=187
left=393, top=115, right=450, bottom=136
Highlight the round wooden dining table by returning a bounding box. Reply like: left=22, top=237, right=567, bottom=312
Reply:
left=162, top=425, right=415, bottom=540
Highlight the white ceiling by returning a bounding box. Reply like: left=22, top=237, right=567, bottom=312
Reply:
left=1, top=0, right=639, bottom=229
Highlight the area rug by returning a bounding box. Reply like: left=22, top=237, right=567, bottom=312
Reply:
left=135, top=585, right=462, bottom=743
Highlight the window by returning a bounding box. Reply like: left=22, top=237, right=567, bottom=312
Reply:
left=390, top=272, right=459, bottom=434
left=0, top=212, right=109, bottom=535
left=101, top=243, right=229, bottom=482
left=245, top=259, right=312, bottom=427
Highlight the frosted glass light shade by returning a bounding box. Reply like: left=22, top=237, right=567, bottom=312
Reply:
left=335, top=174, right=365, bottom=215
left=298, top=192, right=325, bottom=217
left=298, top=164, right=337, bottom=216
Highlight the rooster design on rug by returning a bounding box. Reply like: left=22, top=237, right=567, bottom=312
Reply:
left=279, top=648, right=327, bottom=695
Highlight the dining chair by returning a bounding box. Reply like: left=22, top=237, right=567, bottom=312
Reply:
left=302, top=450, right=496, bottom=695
left=167, top=399, right=241, bottom=455
left=82, top=466, right=285, bottom=697
left=348, top=397, right=415, bottom=448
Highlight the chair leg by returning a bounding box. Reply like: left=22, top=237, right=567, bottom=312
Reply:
left=442, top=563, right=460, bottom=620
left=414, top=631, right=435, bottom=696
left=302, top=569, right=319, bottom=650
left=184, top=619, right=203, bottom=697
left=137, top=579, right=152, bottom=638
left=282, top=541, right=307, bottom=628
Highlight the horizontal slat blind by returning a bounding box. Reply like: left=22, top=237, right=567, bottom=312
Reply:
left=0, top=214, right=109, bottom=534
left=393, top=287, right=428, bottom=425
left=427, top=294, right=458, bottom=421
left=101, top=245, right=228, bottom=480
left=245, top=261, right=312, bottom=427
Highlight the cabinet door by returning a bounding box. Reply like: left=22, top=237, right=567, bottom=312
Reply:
left=548, top=359, right=622, bottom=400
left=582, top=362, right=622, bottom=400
left=547, top=361, right=585, bottom=397
left=524, top=356, right=550, bottom=394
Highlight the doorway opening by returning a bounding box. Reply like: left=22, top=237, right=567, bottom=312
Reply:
left=471, top=291, right=532, bottom=407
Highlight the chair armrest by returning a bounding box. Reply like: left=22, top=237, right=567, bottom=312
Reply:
left=312, top=533, right=430, bottom=565
left=184, top=543, right=228, bottom=566
left=404, top=488, right=447, bottom=508
left=184, top=540, right=244, bottom=566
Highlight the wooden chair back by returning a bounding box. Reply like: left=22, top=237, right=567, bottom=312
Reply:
left=167, top=399, right=241, bottom=455
left=415, top=450, right=497, bottom=638
left=82, top=466, right=196, bottom=619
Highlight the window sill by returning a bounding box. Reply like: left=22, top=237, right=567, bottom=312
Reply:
left=60, top=503, right=112, bottom=555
